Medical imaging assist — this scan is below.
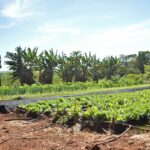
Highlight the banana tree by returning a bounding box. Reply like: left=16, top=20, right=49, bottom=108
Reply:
left=101, top=56, right=121, bottom=80
left=90, top=54, right=102, bottom=83
left=70, top=51, right=83, bottom=82
left=38, top=49, right=58, bottom=84
left=77, top=52, right=91, bottom=82
left=22, top=47, right=38, bottom=69
left=57, top=53, right=73, bottom=82
left=5, top=47, right=35, bottom=85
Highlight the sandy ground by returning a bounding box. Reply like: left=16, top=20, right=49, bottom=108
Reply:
left=0, top=113, right=150, bottom=150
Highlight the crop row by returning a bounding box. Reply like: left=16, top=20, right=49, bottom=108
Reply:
left=0, top=78, right=143, bottom=96
left=19, top=90, right=150, bottom=125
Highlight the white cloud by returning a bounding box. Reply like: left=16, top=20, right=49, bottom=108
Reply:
left=23, top=20, right=80, bottom=50
left=83, top=20, right=150, bottom=56
left=20, top=20, right=150, bottom=58
left=1, top=0, right=33, bottom=19
left=21, top=35, right=58, bottom=49
left=38, top=21, right=80, bottom=36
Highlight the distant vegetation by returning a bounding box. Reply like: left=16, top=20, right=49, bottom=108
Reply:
left=1, top=47, right=150, bottom=86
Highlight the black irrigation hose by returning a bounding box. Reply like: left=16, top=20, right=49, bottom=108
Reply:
left=0, top=86, right=150, bottom=112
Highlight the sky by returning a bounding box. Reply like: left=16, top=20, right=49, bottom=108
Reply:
left=1, top=0, right=150, bottom=71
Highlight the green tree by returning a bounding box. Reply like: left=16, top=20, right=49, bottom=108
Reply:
left=22, top=47, right=38, bottom=69
left=102, top=56, right=121, bottom=79
left=136, top=51, right=150, bottom=74
left=5, top=47, right=35, bottom=85
left=90, top=54, right=102, bottom=83
left=57, top=53, right=74, bottom=82
left=78, top=53, right=91, bottom=82
left=119, top=54, right=139, bottom=74
left=39, top=49, right=58, bottom=84
left=70, top=51, right=82, bottom=82
left=57, top=51, right=90, bottom=82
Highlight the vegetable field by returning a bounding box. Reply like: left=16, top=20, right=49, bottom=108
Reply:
left=19, top=89, right=150, bottom=125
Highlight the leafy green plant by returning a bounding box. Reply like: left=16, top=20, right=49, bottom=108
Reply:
left=19, top=89, right=150, bottom=125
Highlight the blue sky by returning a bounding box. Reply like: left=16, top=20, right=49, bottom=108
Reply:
left=1, top=0, right=150, bottom=71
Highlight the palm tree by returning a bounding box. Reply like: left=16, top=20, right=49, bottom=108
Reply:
left=78, top=53, right=90, bottom=82
left=102, top=56, right=121, bottom=79
left=38, top=49, right=58, bottom=84
left=90, top=54, right=102, bottom=83
left=5, top=47, right=35, bottom=85
left=69, top=51, right=82, bottom=82
left=57, top=52, right=73, bottom=82
left=22, top=47, right=38, bottom=69
left=57, top=51, right=100, bottom=82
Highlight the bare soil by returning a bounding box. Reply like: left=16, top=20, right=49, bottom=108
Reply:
left=0, top=113, right=150, bottom=150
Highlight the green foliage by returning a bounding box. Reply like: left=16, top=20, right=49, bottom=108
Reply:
left=136, top=51, right=150, bottom=74
left=145, top=65, right=150, bottom=73
left=4, top=47, right=150, bottom=85
left=38, top=49, right=58, bottom=84
left=0, top=72, right=20, bottom=86
left=19, top=90, right=150, bottom=124
left=0, top=77, right=145, bottom=96
left=101, top=56, right=121, bottom=79
left=127, top=74, right=142, bottom=80
left=143, top=72, right=150, bottom=81
left=5, top=47, right=37, bottom=85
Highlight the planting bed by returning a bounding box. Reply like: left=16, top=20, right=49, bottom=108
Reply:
left=18, top=90, right=150, bottom=126
left=1, top=88, right=150, bottom=149
left=0, top=113, right=150, bottom=150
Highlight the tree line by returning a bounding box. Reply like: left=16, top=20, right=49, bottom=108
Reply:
left=4, top=46, right=150, bottom=85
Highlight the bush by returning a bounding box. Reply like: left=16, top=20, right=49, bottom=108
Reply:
left=127, top=74, right=143, bottom=81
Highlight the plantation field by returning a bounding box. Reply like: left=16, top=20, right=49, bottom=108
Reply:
left=19, top=89, right=150, bottom=125
left=0, top=77, right=149, bottom=101
left=1, top=83, right=150, bottom=101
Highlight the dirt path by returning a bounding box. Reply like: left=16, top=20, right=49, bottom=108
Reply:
left=1, top=86, right=150, bottom=112
left=0, top=114, right=150, bottom=150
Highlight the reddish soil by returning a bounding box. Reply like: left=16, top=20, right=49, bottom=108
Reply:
left=0, top=113, right=150, bottom=150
